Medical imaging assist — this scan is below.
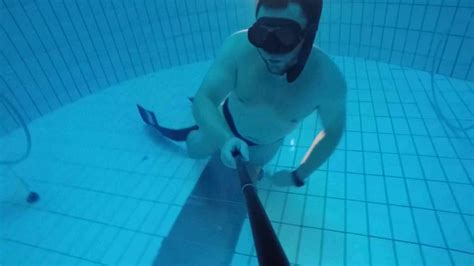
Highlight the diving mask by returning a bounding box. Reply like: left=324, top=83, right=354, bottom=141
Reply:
left=248, top=17, right=311, bottom=54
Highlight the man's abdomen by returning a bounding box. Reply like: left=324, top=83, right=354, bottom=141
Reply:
left=226, top=94, right=297, bottom=145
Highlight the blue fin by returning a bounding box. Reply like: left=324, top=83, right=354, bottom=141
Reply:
left=137, top=104, right=198, bottom=142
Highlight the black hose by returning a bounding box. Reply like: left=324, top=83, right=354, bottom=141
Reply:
left=0, top=94, right=39, bottom=203
left=427, top=20, right=474, bottom=134
left=232, top=149, right=290, bottom=266
left=0, top=94, right=32, bottom=165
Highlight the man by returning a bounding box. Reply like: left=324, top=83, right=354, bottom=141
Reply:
left=186, top=0, right=346, bottom=187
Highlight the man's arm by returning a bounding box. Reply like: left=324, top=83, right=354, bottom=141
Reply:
left=296, top=82, right=347, bottom=180
left=192, top=32, right=241, bottom=147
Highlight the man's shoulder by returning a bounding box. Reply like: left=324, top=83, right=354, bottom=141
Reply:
left=310, top=47, right=344, bottom=81
left=216, top=30, right=252, bottom=70
left=309, top=46, right=347, bottom=97
left=229, top=30, right=249, bottom=43
left=227, top=30, right=253, bottom=56
left=230, top=29, right=249, bottom=39
left=217, top=30, right=255, bottom=72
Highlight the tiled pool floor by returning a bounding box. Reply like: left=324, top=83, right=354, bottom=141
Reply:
left=1, top=57, right=473, bottom=265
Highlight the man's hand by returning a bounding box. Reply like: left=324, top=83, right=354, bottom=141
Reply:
left=221, top=137, right=250, bottom=169
left=271, top=170, right=297, bottom=187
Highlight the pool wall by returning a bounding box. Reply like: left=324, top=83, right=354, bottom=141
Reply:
left=1, top=0, right=473, bottom=135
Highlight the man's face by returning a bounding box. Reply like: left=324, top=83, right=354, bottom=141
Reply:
left=255, top=3, right=308, bottom=75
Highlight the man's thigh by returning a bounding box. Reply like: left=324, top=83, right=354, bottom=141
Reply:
left=247, top=138, right=284, bottom=166
left=186, top=128, right=222, bottom=158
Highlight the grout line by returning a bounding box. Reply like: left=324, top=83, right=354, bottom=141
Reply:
left=376, top=60, right=428, bottom=266
left=352, top=57, right=373, bottom=266
left=1, top=237, right=104, bottom=265
left=283, top=118, right=306, bottom=264
left=401, top=65, right=474, bottom=246
left=363, top=59, right=400, bottom=266
left=395, top=64, right=456, bottom=265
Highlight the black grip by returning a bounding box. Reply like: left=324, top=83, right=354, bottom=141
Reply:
left=234, top=155, right=289, bottom=266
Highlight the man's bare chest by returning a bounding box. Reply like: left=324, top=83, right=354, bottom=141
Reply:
left=233, top=70, right=321, bottom=123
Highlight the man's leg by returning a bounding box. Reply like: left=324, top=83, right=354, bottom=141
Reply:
left=185, top=129, right=221, bottom=159
left=246, top=138, right=284, bottom=183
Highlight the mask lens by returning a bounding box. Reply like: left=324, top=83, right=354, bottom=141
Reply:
left=275, top=28, right=299, bottom=47
left=248, top=18, right=303, bottom=54
left=249, top=24, right=269, bottom=47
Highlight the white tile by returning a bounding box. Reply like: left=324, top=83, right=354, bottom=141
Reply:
left=303, top=196, right=325, bottom=228
left=118, top=233, right=152, bottom=265
left=156, top=205, right=181, bottom=236
left=277, top=146, right=298, bottom=168
left=142, top=176, right=169, bottom=201
left=235, top=219, right=254, bottom=255
left=173, top=178, right=198, bottom=205
left=111, top=198, right=140, bottom=227
left=140, top=202, right=170, bottom=234
left=68, top=221, right=103, bottom=258
left=157, top=179, right=185, bottom=203
left=282, top=193, right=305, bottom=225
left=138, top=236, right=163, bottom=265
left=124, top=200, right=155, bottom=231
left=100, top=229, right=135, bottom=265
left=83, top=226, right=120, bottom=262
left=278, top=223, right=301, bottom=264
left=230, top=253, right=250, bottom=266
left=320, top=230, right=345, bottom=266
left=297, top=227, right=322, bottom=265
left=264, top=191, right=287, bottom=223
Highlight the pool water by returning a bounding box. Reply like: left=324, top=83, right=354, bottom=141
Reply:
left=0, top=0, right=473, bottom=265
left=1, top=57, right=473, bottom=265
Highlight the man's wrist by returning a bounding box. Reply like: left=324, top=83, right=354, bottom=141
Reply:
left=218, top=131, right=234, bottom=147
left=291, top=169, right=305, bottom=187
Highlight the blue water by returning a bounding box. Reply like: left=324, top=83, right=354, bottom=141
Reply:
left=1, top=1, right=473, bottom=265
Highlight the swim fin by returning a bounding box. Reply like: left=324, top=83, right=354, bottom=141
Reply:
left=137, top=104, right=199, bottom=142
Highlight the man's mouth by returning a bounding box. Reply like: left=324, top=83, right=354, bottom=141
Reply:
left=267, top=59, right=282, bottom=64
